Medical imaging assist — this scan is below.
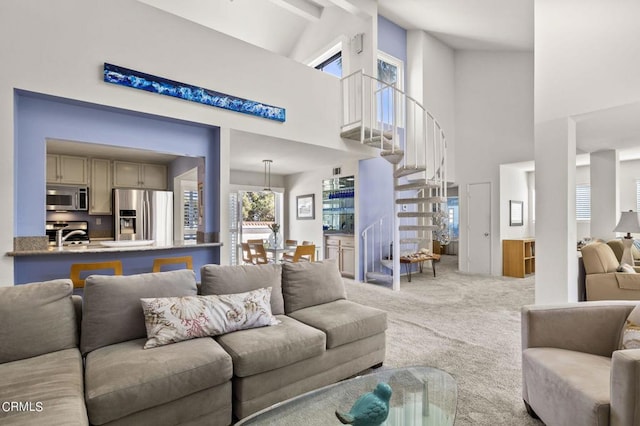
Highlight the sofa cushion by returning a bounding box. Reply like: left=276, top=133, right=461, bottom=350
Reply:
left=84, top=337, right=232, bottom=425
left=288, top=300, right=387, bottom=349
left=81, top=269, right=197, bottom=355
left=0, top=279, right=77, bottom=364
left=582, top=242, right=620, bottom=274
left=282, top=259, right=346, bottom=314
left=141, top=288, right=278, bottom=349
left=522, top=347, right=610, bottom=425
left=200, top=263, right=284, bottom=315
left=0, top=348, right=87, bottom=425
left=615, top=273, right=640, bottom=290
left=216, top=315, right=326, bottom=377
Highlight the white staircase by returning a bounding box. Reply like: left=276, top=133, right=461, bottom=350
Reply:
left=342, top=70, right=447, bottom=290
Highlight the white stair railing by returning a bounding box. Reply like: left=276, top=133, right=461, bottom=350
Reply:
left=341, top=70, right=447, bottom=289
left=361, top=215, right=393, bottom=283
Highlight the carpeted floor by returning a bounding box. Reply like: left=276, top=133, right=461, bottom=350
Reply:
left=343, top=255, right=543, bottom=426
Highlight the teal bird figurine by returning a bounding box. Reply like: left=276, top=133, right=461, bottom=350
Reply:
left=335, top=382, right=392, bottom=426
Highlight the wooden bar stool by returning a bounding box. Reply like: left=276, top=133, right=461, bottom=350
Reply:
left=70, top=260, right=123, bottom=289
left=152, top=256, right=193, bottom=272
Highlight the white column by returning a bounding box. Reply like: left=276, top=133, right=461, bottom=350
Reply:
left=534, top=118, right=578, bottom=304
left=590, top=150, right=619, bottom=240
left=218, top=127, right=231, bottom=265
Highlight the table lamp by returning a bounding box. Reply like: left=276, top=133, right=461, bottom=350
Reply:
left=613, top=210, right=640, bottom=266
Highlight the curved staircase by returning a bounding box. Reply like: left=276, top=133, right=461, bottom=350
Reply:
left=341, top=70, right=447, bottom=290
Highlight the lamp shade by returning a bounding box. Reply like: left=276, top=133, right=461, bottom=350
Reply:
left=613, top=210, right=640, bottom=236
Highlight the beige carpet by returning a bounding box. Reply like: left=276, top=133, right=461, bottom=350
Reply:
left=344, top=255, right=543, bottom=426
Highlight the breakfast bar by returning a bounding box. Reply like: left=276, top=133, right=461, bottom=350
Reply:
left=8, top=241, right=222, bottom=284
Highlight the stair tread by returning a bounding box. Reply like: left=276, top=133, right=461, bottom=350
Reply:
left=366, top=271, right=393, bottom=282
left=396, top=197, right=447, bottom=204
left=341, top=126, right=393, bottom=141
left=394, top=166, right=426, bottom=178
left=399, top=225, right=438, bottom=231
left=395, top=181, right=440, bottom=191
left=398, top=212, right=435, bottom=217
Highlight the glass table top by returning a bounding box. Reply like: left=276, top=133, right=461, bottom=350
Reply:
left=236, top=366, right=457, bottom=426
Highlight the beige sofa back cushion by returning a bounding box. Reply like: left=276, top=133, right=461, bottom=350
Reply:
left=282, top=259, right=346, bottom=314
left=582, top=242, right=619, bottom=274
left=200, top=263, right=284, bottom=315
left=0, top=279, right=77, bottom=363
left=81, top=269, right=197, bottom=355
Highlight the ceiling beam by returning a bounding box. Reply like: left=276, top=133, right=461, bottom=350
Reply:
left=269, top=0, right=323, bottom=21
left=325, top=0, right=372, bottom=19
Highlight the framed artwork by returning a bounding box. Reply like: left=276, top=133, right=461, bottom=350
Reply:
left=296, top=194, right=315, bottom=220
left=510, top=200, right=524, bottom=226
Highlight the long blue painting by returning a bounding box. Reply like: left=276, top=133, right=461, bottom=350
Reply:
left=103, top=63, right=286, bottom=122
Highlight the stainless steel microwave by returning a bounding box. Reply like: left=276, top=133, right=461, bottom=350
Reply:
left=46, top=185, right=88, bottom=211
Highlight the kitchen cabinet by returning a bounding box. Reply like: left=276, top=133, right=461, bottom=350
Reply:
left=46, top=154, right=87, bottom=185
left=324, top=234, right=355, bottom=278
left=89, top=158, right=112, bottom=215
left=113, top=161, right=167, bottom=189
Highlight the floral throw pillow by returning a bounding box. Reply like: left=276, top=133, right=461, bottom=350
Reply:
left=621, top=305, right=640, bottom=350
left=141, top=287, right=278, bottom=349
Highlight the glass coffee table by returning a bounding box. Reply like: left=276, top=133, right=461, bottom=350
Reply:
left=236, top=366, right=457, bottom=425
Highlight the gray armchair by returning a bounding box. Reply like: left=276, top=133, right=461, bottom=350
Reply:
left=522, top=301, right=640, bottom=425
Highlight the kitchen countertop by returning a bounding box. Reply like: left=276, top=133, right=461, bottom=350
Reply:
left=7, top=240, right=222, bottom=256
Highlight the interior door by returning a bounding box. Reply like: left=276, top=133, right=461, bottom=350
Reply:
left=467, top=182, right=491, bottom=274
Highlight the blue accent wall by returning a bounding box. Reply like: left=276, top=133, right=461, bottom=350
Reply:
left=355, top=16, right=408, bottom=281
left=14, top=91, right=221, bottom=283
left=14, top=91, right=219, bottom=236
left=378, top=15, right=407, bottom=67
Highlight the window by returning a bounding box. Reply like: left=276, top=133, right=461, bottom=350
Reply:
left=182, top=189, right=198, bottom=241
left=377, top=51, right=404, bottom=127
left=315, top=52, right=342, bottom=78
left=576, top=184, right=591, bottom=220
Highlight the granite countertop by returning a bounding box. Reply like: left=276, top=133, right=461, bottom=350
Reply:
left=7, top=240, right=222, bottom=256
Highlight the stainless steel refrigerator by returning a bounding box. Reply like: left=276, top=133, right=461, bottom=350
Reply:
left=113, top=188, right=173, bottom=244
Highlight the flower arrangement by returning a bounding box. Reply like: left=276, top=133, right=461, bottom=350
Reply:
left=268, top=223, right=280, bottom=234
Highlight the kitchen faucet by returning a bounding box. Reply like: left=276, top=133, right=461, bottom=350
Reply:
left=56, top=229, right=87, bottom=248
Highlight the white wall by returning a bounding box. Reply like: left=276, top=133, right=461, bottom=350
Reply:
left=406, top=30, right=456, bottom=182
left=535, top=0, right=640, bottom=123
left=455, top=51, right=534, bottom=274
left=500, top=165, right=531, bottom=239
left=230, top=170, right=285, bottom=189
left=620, top=159, right=640, bottom=212
left=0, top=0, right=360, bottom=282
left=289, top=4, right=377, bottom=76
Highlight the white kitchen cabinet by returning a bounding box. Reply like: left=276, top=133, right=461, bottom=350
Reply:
left=46, top=154, right=87, bottom=185
left=113, top=161, right=167, bottom=189
left=89, top=158, right=112, bottom=215
left=324, top=235, right=355, bottom=278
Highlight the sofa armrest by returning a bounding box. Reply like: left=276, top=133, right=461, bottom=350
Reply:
left=611, top=349, right=640, bottom=425
left=522, top=302, right=636, bottom=357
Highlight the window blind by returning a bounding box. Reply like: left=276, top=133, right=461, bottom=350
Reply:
left=183, top=190, right=198, bottom=240
left=576, top=184, right=591, bottom=220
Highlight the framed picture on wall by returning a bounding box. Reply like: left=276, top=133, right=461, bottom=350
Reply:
left=510, top=200, right=524, bottom=226
left=296, top=194, right=315, bottom=220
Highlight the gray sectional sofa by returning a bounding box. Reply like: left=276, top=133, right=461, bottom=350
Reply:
left=0, top=259, right=387, bottom=425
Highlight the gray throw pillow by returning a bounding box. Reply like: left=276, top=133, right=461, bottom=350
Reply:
left=200, top=263, right=284, bottom=315
left=282, top=259, right=346, bottom=314
left=0, top=279, right=77, bottom=363
left=81, top=269, right=197, bottom=355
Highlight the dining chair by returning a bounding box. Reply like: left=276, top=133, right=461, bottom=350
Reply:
left=302, top=240, right=314, bottom=245
left=241, top=243, right=254, bottom=264
left=249, top=243, right=270, bottom=264
left=70, top=260, right=123, bottom=289
left=282, top=245, right=316, bottom=263
left=285, top=239, right=298, bottom=247
left=247, top=239, right=265, bottom=245
left=152, top=256, right=193, bottom=273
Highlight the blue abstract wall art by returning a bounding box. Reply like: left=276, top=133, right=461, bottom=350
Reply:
left=103, top=63, right=286, bottom=122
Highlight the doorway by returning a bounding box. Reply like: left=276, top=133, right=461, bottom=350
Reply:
left=467, top=182, right=492, bottom=274
left=229, top=189, right=284, bottom=265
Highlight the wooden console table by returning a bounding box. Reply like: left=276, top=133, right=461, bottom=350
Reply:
left=399, top=253, right=441, bottom=282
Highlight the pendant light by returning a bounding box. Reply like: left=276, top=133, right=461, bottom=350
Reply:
left=263, top=159, right=273, bottom=191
